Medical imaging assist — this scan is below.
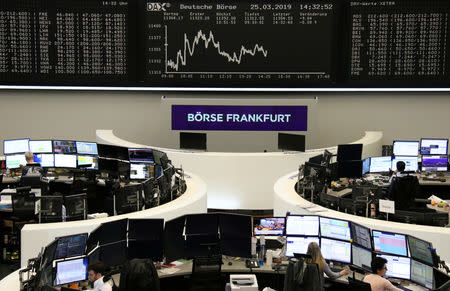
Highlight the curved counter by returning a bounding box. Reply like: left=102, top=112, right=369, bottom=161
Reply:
left=97, top=130, right=383, bottom=210
left=20, top=171, right=207, bottom=267
left=274, top=171, right=450, bottom=263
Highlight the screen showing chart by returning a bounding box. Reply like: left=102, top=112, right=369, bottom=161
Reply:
left=55, top=257, right=88, bottom=285
left=376, top=254, right=410, bottom=280
left=286, top=215, right=319, bottom=236
left=369, top=156, right=392, bottom=173
left=29, top=140, right=53, bottom=153
left=54, top=233, right=88, bottom=260
left=407, top=236, right=433, bottom=266
left=77, top=156, right=98, bottom=170
left=352, top=245, right=372, bottom=272
left=128, top=149, right=154, bottom=163
left=372, top=230, right=407, bottom=256
left=253, top=217, right=285, bottom=236
left=421, top=155, right=448, bottom=172
left=391, top=156, right=418, bottom=172
left=421, top=139, right=448, bottom=155
left=4, top=139, right=29, bottom=154
left=411, top=259, right=434, bottom=289
left=320, top=238, right=351, bottom=263
left=130, top=163, right=155, bottom=180
left=53, top=141, right=77, bottom=154
left=393, top=141, right=419, bottom=157
left=319, top=217, right=351, bottom=241
left=285, top=236, right=319, bottom=257
left=5, top=154, right=27, bottom=169
left=140, top=0, right=338, bottom=88
left=34, top=154, right=55, bottom=168
left=350, top=222, right=371, bottom=249
left=76, top=142, right=98, bottom=155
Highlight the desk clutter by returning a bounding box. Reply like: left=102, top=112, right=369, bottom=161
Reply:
left=16, top=212, right=450, bottom=291
left=296, top=139, right=450, bottom=227
left=0, top=138, right=187, bottom=265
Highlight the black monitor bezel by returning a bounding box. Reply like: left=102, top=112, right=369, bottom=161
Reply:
left=54, top=256, right=88, bottom=286
left=5, top=154, right=27, bottom=169
left=277, top=133, right=306, bottom=152
left=285, top=236, right=321, bottom=258
left=129, top=162, right=155, bottom=181
left=420, top=154, right=448, bottom=172
left=420, top=138, right=449, bottom=155
left=320, top=237, right=352, bottom=264
left=375, top=252, right=411, bottom=280
left=336, top=143, right=363, bottom=162
left=369, top=156, right=392, bottom=173
left=285, top=214, right=320, bottom=237
left=391, top=155, right=419, bottom=172
left=54, top=232, right=88, bottom=260
left=75, top=141, right=98, bottom=155
left=392, top=140, right=420, bottom=157
left=407, top=235, right=434, bottom=266
left=350, top=221, right=373, bottom=250
left=372, top=229, right=408, bottom=257
left=76, top=155, right=98, bottom=170
left=410, top=258, right=435, bottom=289
left=3, top=138, right=30, bottom=155
left=252, top=216, right=286, bottom=236
left=52, top=140, right=77, bottom=155
left=351, top=244, right=373, bottom=272
left=319, top=216, right=351, bottom=242
left=29, top=139, right=53, bottom=154
left=53, top=153, right=77, bottom=168
left=128, top=147, right=154, bottom=163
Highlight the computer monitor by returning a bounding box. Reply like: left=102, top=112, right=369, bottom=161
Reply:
left=420, top=138, right=448, bottom=155
left=128, top=218, right=164, bottom=240
left=337, top=144, right=363, bottom=161
left=54, top=233, right=88, bottom=260
left=219, top=213, right=252, bottom=258
left=97, top=144, right=129, bottom=161
left=320, top=238, right=351, bottom=264
left=319, top=217, right=351, bottom=241
left=153, top=150, right=169, bottom=167
left=391, top=156, right=418, bottom=172
left=89, top=219, right=128, bottom=246
left=77, top=155, right=98, bottom=170
left=98, top=241, right=127, bottom=267
left=76, top=142, right=98, bottom=155
left=128, top=148, right=154, bottom=163
left=285, top=236, right=320, bottom=257
left=130, top=163, right=155, bottom=180
left=5, top=154, right=27, bottom=169
left=33, top=154, right=54, bottom=168
left=421, top=155, right=448, bottom=172
left=362, top=158, right=370, bottom=175
left=407, top=236, right=433, bottom=266
left=54, top=154, right=77, bottom=168
left=54, top=257, right=88, bottom=285
left=308, top=154, right=323, bottom=165
left=372, top=230, right=407, bottom=256
left=53, top=140, right=77, bottom=154
left=285, top=215, right=319, bottom=236
left=180, top=132, right=207, bottom=150
left=376, top=254, right=411, bottom=280
left=352, top=245, right=372, bottom=272
left=40, top=240, right=58, bottom=269
left=253, top=217, right=285, bottom=236
left=278, top=133, right=305, bottom=152
left=337, top=160, right=363, bottom=178
left=39, top=264, right=53, bottom=287
left=350, top=222, right=372, bottom=250
left=369, top=156, right=392, bottom=173
left=3, top=138, right=30, bottom=154
left=393, top=140, right=419, bottom=156
left=29, top=140, right=52, bottom=153
left=163, top=216, right=187, bottom=263
left=411, top=259, right=434, bottom=289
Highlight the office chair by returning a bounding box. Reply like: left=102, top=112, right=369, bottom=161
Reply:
left=19, top=174, right=42, bottom=189
left=143, top=178, right=160, bottom=208
left=190, top=255, right=223, bottom=291
left=348, top=277, right=371, bottom=291
left=11, top=192, right=36, bottom=222
left=390, top=175, right=420, bottom=210
left=284, top=259, right=322, bottom=291
left=113, top=184, right=143, bottom=215
left=64, top=193, right=87, bottom=221
left=38, top=195, right=63, bottom=223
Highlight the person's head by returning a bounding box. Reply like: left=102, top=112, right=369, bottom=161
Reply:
left=306, top=242, right=324, bottom=272
left=25, top=152, right=34, bottom=163
left=87, top=261, right=106, bottom=282
left=371, top=257, right=388, bottom=276
left=396, top=161, right=406, bottom=172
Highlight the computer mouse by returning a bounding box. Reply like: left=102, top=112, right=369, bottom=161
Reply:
left=228, top=261, right=233, bottom=266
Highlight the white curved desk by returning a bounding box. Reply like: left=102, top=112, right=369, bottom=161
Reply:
left=20, top=172, right=207, bottom=267
left=274, top=171, right=450, bottom=263
left=97, top=130, right=383, bottom=210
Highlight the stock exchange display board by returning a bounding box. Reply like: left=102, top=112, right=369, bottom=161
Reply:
left=0, top=0, right=449, bottom=89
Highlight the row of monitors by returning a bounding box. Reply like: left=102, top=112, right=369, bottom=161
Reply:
left=393, top=139, right=449, bottom=157
left=363, top=155, right=448, bottom=173
left=253, top=216, right=434, bottom=266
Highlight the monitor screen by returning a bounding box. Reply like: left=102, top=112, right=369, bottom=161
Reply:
left=362, top=158, right=370, bottom=175
left=29, top=140, right=52, bottom=153
left=376, top=254, right=411, bottom=280
left=219, top=213, right=252, bottom=258
left=407, top=236, right=433, bottom=266
left=337, top=160, right=363, bottom=178
left=285, top=215, right=319, bottom=236
left=40, top=240, right=58, bottom=269
left=76, top=142, right=98, bottom=155
left=350, top=222, right=372, bottom=250
left=91, top=219, right=128, bottom=246
left=411, top=259, right=434, bottom=289
left=54, top=154, right=77, bottom=168
left=278, top=133, right=305, bottom=152
left=369, top=156, right=392, bottom=173
left=77, top=155, right=98, bottom=170
left=253, top=217, right=285, bottom=236
left=285, top=236, right=320, bottom=257
left=4, top=139, right=30, bottom=154
left=180, top=132, right=207, bottom=150
left=421, top=155, right=448, bottom=172
left=54, top=233, right=88, bottom=260
left=321, top=238, right=351, bottom=264
left=54, top=257, right=88, bottom=286
left=128, top=148, right=154, bottom=163
left=130, top=163, right=155, bottom=180
left=352, top=245, right=372, bottom=272
left=97, top=144, right=129, bottom=161
left=319, top=217, right=351, bottom=241
left=372, top=230, right=407, bottom=256
left=34, top=154, right=55, bottom=168
left=393, top=141, right=419, bottom=156
left=420, top=139, right=448, bottom=155
left=53, top=140, right=77, bottom=154
left=5, top=154, right=27, bottom=169
left=391, top=156, right=418, bottom=172
left=337, top=144, right=363, bottom=162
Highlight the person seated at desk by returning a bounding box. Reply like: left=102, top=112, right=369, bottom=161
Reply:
left=87, top=261, right=113, bottom=291
left=389, top=161, right=420, bottom=210
left=363, top=257, right=402, bottom=291
left=21, top=151, right=43, bottom=176
left=305, top=242, right=349, bottom=286
left=389, top=161, right=407, bottom=183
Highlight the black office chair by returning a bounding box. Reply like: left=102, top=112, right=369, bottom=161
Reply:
left=348, top=277, right=371, bottom=291
left=113, top=184, right=143, bottom=215
left=19, top=174, right=42, bottom=189
left=283, top=259, right=322, bottom=291
left=390, top=175, right=421, bottom=210
left=190, top=255, right=223, bottom=291
left=64, top=193, right=87, bottom=221
left=143, top=178, right=160, bottom=208
left=38, top=195, right=63, bottom=223
left=11, top=192, right=36, bottom=222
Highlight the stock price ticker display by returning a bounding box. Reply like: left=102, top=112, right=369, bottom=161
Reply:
left=140, top=0, right=338, bottom=87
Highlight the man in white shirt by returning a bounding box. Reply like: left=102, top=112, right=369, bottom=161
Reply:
left=88, top=261, right=113, bottom=291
